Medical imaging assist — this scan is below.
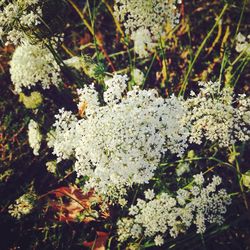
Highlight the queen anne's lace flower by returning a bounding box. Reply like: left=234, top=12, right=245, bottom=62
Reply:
left=77, top=84, right=100, bottom=117
left=183, top=81, right=250, bottom=147
left=114, top=0, right=181, bottom=57
left=28, top=119, right=42, bottom=156
left=0, top=0, right=41, bottom=44
left=48, top=75, right=188, bottom=199
left=47, top=109, right=78, bottom=161
left=154, top=235, right=164, bottom=246
left=103, top=74, right=128, bottom=104
left=144, top=189, right=155, bottom=200
left=10, top=41, right=61, bottom=93
left=131, top=28, right=155, bottom=58
left=117, top=174, right=231, bottom=245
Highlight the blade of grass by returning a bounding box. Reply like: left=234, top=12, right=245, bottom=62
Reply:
left=141, top=53, right=156, bottom=88
left=179, top=4, right=228, bottom=96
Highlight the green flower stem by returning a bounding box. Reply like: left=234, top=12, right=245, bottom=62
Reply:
left=233, top=144, right=248, bottom=209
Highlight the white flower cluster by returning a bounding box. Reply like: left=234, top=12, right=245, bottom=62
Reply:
left=77, top=84, right=100, bottom=116
left=28, top=119, right=42, bottom=156
left=132, top=68, right=144, bottom=85
left=235, top=32, right=250, bottom=55
left=47, top=109, right=78, bottom=161
left=8, top=192, right=36, bottom=219
left=48, top=75, right=188, bottom=199
left=46, top=160, right=57, bottom=174
left=9, top=41, right=61, bottom=93
left=117, top=174, right=231, bottom=246
left=0, top=0, right=41, bottom=45
left=183, top=81, right=250, bottom=147
left=114, top=0, right=181, bottom=57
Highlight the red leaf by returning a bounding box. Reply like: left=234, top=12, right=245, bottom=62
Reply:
left=45, top=186, right=109, bottom=223
left=83, top=231, right=109, bottom=250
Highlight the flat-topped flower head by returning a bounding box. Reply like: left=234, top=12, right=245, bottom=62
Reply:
left=10, top=41, right=61, bottom=93
left=183, top=81, right=250, bottom=147
left=0, top=0, right=41, bottom=44
left=48, top=75, right=188, bottom=200
left=114, top=0, right=181, bottom=57
left=117, top=174, right=231, bottom=245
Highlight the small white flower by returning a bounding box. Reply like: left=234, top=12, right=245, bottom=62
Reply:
left=131, top=28, right=156, bottom=58
left=77, top=84, right=100, bottom=116
left=28, top=120, right=42, bottom=156
left=236, top=32, right=246, bottom=43
left=104, top=74, right=128, bottom=104
left=46, top=161, right=57, bottom=174
left=132, top=68, right=144, bottom=85
left=118, top=198, right=128, bottom=207
left=144, top=189, right=155, bottom=200
left=193, top=173, right=204, bottom=186
left=235, top=32, right=250, bottom=54
left=154, top=235, right=164, bottom=246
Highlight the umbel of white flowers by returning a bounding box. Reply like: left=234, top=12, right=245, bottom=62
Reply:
left=9, top=41, right=61, bottom=93
left=184, top=81, right=250, bottom=147
left=117, top=174, right=232, bottom=246
left=48, top=74, right=189, bottom=200
left=114, top=0, right=181, bottom=57
left=47, top=75, right=250, bottom=200
left=0, top=0, right=42, bottom=45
